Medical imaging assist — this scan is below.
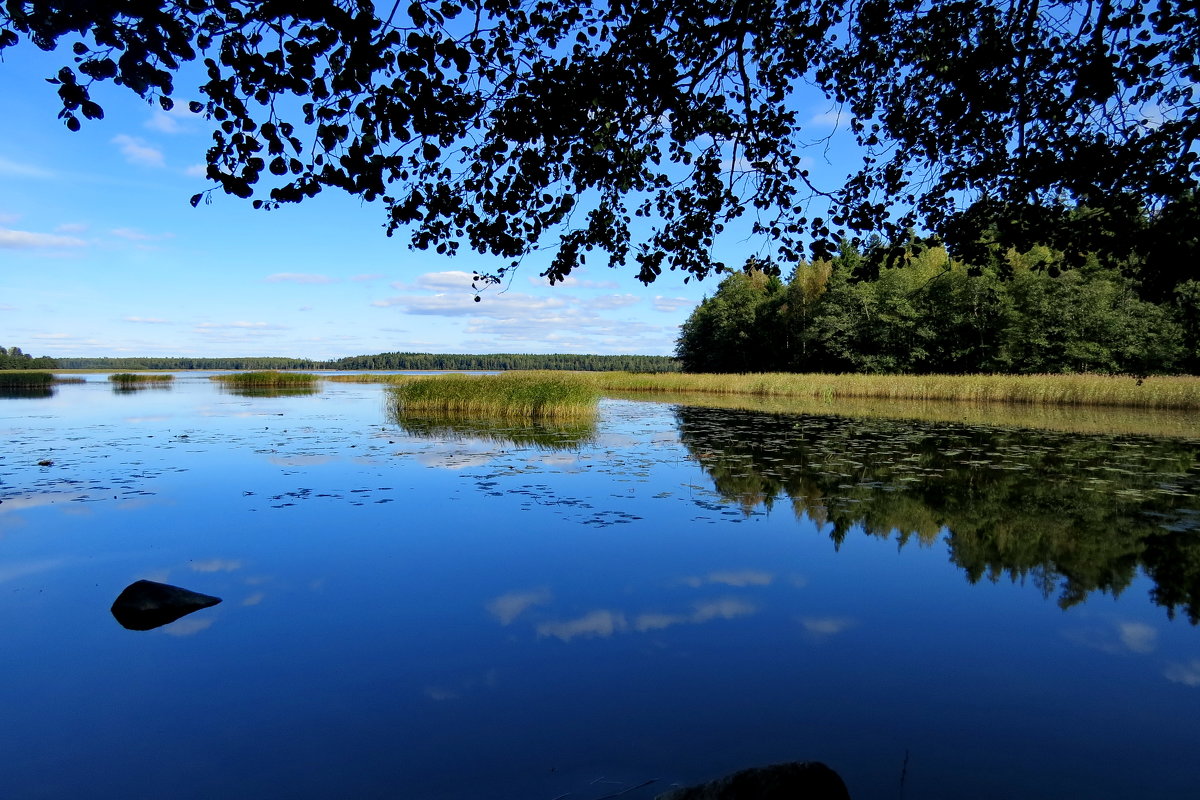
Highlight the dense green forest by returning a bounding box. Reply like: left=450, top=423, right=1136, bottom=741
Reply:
left=48, top=352, right=679, bottom=372
left=325, top=352, right=678, bottom=371
left=0, top=346, right=56, bottom=370
left=677, top=238, right=1199, bottom=375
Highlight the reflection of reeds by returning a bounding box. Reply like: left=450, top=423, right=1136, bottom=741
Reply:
left=388, top=374, right=598, bottom=419
left=109, top=373, right=174, bottom=384
left=392, top=413, right=597, bottom=450
left=589, top=372, right=1200, bottom=410
left=0, top=372, right=53, bottom=387
left=210, top=371, right=319, bottom=387
left=609, top=390, right=1200, bottom=439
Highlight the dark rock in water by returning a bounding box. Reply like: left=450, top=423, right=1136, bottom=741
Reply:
left=111, top=580, right=221, bottom=631
left=656, top=761, right=851, bottom=800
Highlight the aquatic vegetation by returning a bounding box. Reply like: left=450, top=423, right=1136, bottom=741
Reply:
left=392, top=412, right=597, bottom=450
left=51, top=376, right=86, bottom=384
left=590, top=371, right=1200, bottom=410
left=109, top=373, right=174, bottom=384
left=0, top=371, right=53, bottom=387
left=389, top=373, right=599, bottom=419
left=211, top=371, right=319, bottom=387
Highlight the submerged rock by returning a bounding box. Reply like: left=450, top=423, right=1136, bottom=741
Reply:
left=656, top=761, right=851, bottom=800
left=110, top=580, right=221, bottom=631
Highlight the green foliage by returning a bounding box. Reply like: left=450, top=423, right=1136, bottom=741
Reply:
left=677, top=241, right=1190, bottom=375
left=2, top=1, right=1196, bottom=284
left=0, top=346, right=57, bottom=370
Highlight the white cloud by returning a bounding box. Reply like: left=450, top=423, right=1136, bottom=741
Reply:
left=124, top=316, right=170, bottom=324
left=0, top=157, right=54, bottom=178
left=196, top=321, right=287, bottom=330
left=374, top=291, right=570, bottom=318
left=527, top=274, right=621, bottom=290
left=351, top=273, right=385, bottom=282
left=537, top=609, right=628, bottom=642
left=586, top=294, right=640, bottom=310
left=487, top=589, right=551, bottom=625
left=184, top=163, right=207, bottom=178
left=0, top=212, right=20, bottom=224
left=112, top=134, right=166, bottom=168
left=0, top=228, right=87, bottom=249
left=32, top=332, right=73, bottom=340
left=266, top=272, right=337, bottom=284
left=55, top=222, right=88, bottom=233
left=1164, top=660, right=1200, bottom=687
left=809, top=108, right=845, bottom=129
left=144, top=105, right=197, bottom=135
left=801, top=617, right=856, bottom=636
left=1117, top=621, right=1158, bottom=654
left=190, top=558, right=244, bottom=573
left=653, top=296, right=693, bottom=313
left=111, top=227, right=174, bottom=241
left=681, top=570, right=774, bottom=588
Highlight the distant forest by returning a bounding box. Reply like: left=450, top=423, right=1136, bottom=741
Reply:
left=43, top=352, right=681, bottom=372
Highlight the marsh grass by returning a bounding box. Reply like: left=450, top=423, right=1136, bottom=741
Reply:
left=587, top=372, right=1200, bottom=410
left=389, top=373, right=598, bottom=419
left=211, top=371, right=319, bottom=387
left=0, top=372, right=53, bottom=387
left=109, top=373, right=174, bottom=384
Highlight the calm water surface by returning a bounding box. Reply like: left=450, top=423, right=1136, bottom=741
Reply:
left=2, top=375, right=1198, bottom=799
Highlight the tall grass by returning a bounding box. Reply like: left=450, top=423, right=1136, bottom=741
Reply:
left=0, top=372, right=53, bottom=387
left=109, top=373, right=174, bottom=384
left=389, top=373, right=598, bottom=419
left=586, top=372, right=1200, bottom=410
left=211, top=371, right=319, bottom=387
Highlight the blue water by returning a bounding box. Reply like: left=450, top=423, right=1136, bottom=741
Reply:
left=1, top=375, right=1197, bottom=799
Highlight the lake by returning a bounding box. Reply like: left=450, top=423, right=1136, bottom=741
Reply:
left=2, top=374, right=1198, bottom=799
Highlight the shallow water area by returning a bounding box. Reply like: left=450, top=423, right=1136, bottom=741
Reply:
left=1, top=375, right=1198, bottom=799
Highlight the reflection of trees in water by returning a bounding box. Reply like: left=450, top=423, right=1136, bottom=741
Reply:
left=675, top=406, right=1200, bottom=623
left=112, top=384, right=173, bottom=395
left=391, top=412, right=597, bottom=451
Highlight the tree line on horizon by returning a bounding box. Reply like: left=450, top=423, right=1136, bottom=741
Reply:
left=676, top=233, right=1200, bottom=375
left=0, top=346, right=56, bottom=370
left=42, top=352, right=681, bottom=372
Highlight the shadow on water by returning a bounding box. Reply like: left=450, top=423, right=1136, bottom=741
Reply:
left=217, top=386, right=322, bottom=398
left=0, top=386, right=55, bottom=399
left=112, top=383, right=174, bottom=395
left=391, top=411, right=597, bottom=450
left=674, top=405, right=1200, bottom=622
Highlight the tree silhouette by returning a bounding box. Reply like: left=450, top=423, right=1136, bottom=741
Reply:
left=3, top=1, right=1196, bottom=285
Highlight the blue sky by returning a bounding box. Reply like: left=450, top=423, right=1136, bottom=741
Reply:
left=0, top=42, right=853, bottom=360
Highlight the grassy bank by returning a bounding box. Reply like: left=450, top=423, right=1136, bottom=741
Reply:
left=211, top=371, right=318, bottom=388
left=585, top=372, right=1200, bottom=410
left=109, top=373, right=174, bottom=384
left=388, top=374, right=599, bottom=419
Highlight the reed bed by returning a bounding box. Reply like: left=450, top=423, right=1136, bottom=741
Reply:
left=388, top=373, right=598, bottom=419
left=109, top=373, right=174, bottom=384
left=52, top=376, right=86, bottom=384
left=210, top=371, right=319, bottom=387
left=0, top=371, right=54, bottom=387
left=587, top=372, right=1200, bottom=410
